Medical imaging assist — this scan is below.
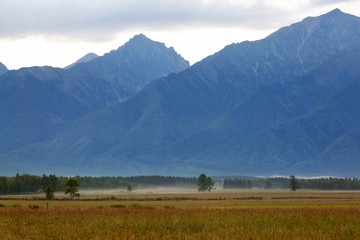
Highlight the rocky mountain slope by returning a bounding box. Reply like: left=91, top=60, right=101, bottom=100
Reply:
left=1, top=9, right=359, bottom=177
left=0, top=35, right=189, bottom=154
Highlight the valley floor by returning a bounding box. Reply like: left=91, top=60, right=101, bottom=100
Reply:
left=1, top=190, right=360, bottom=239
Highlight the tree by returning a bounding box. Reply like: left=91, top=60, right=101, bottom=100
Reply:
left=45, top=185, right=54, bottom=200
left=197, top=174, right=214, bottom=192
left=206, top=176, right=215, bottom=191
left=41, top=174, right=59, bottom=191
left=264, top=180, right=273, bottom=189
left=64, top=178, right=80, bottom=199
left=290, top=175, right=299, bottom=191
left=0, top=177, right=7, bottom=194
left=127, top=184, right=133, bottom=192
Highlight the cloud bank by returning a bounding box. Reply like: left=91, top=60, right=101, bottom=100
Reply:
left=0, top=0, right=357, bottom=41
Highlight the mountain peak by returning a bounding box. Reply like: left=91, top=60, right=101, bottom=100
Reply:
left=132, top=33, right=148, bottom=40
left=326, top=8, right=344, bottom=16
left=112, top=34, right=160, bottom=53
left=126, top=33, right=154, bottom=45
left=298, top=8, right=356, bottom=25
left=113, top=34, right=189, bottom=68
left=65, top=52, right=98, bottom=69
left=320, top=8, right=358, bottom=20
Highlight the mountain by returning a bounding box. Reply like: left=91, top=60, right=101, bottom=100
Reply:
left=312, top=128, right=360, bottom=175
left=1, top=9, right=360, bottom=176
left=62, top=34, right=189, bottom=107
left=0, top=62, right=8, bottom=75
left=0, top=35, right=189, bottom=154
left=65, top=53, right=98, bottom=69
left=189, top=80, right=360, bottom=176
left=159, top=46, right=360, bottom=173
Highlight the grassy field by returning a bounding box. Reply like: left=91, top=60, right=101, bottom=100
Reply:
left=1, top=189, right=360, bottom=239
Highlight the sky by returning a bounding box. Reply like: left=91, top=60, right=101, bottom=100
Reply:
left=0, top=0, right=359, bottom=70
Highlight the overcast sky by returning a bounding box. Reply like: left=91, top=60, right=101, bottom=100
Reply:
left=0, top=0, right=359, bottom=70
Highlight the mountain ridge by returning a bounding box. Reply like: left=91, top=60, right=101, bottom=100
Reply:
left=0, top=35, right=189, bottom=154
left=1, top=9, right=360, bottom=176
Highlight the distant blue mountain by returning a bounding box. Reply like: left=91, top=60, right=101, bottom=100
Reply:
left=1, top=9, right=360, bottom=177
left=64, top=52, right=99, bottom=69
left=0, top=35, right=189, bottom=154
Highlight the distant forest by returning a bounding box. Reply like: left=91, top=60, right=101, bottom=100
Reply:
left=223, top=177, right=360, bottom=190
left=0, top=174, right=197, bottom=195
left=1, top=174, right=360, bottom=195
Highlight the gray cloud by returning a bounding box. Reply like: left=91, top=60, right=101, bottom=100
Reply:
left=312, top=0, right=354, bottom=5
left=0, top=0, right=357, bottom=41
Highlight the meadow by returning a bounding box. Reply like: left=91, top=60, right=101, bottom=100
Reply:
left=1, top=189, right=360, bottom=239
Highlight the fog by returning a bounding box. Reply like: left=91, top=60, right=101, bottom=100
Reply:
left=76, top=186, right=199, bottom=196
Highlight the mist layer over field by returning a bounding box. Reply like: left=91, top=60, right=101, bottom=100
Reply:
left=78, top=186, right=199, bottom=196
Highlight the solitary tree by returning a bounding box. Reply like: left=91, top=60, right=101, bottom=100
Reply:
left=290, top=175, right=300, bottom=191
left=197, top=174, right=214, bottom=192
left=45, top=185, right=54, bottom=200
left=64, top=178, right=80, bottom=199
left=127, top=184, right=133, bottom=192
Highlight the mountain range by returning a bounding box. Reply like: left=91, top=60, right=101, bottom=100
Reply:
left=0, top=35, right=189, bottom=154
left=1, top=9, right=359, bottom=177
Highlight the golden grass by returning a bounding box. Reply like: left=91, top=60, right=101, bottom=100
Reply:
left=1, top=190, right=360, bottom=239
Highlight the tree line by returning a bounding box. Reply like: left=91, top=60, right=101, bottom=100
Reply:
left=223, top=177, right=360, bottom=190
left=2, top=174, right=359, bottom=194
left=0, top=174, right=198, bottom=195
left=222, top=179, right=253, bottom=189
left=0, top=174, right=59, bottom=195
left=117, top=175, right=197, bottom=186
